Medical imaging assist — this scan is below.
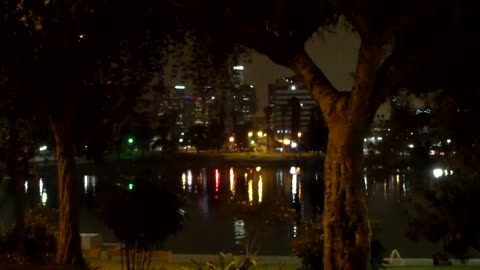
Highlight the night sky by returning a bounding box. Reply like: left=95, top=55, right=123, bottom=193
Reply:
left=244, top=29, right=359, bottom=110
left=167, top=28, right=360, bottom=111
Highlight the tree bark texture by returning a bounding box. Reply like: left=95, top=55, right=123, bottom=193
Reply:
left=322, top=123, right=370, bottom=270
left=50, top=105, right=84, bottom=266
left=288, top=43, right=383, bottom=270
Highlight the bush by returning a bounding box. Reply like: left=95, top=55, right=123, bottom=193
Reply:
left=292, top=221, right=386, bottom=270
left=0, top=205, right=57, bottom=264
left=99, top=178, right=185, bottom=270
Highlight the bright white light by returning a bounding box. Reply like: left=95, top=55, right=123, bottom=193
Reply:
left=24, top=181, right=28, bottom=193
left=289, top=166, right=297, bottom=175
left=433, top=168, right=443, bottom=178
left=292, top=174, right=297, bottom=196
left=233, top=65, right=244, bottom=70
left=408, top=144, right=414, bottom=149
left=187, top=170, right=192, bottom=187
left=229, top=136, right=234, bottom=142
left=283, top=139, right=291, bottom=145
left=179, top=138, right=184, bottom=143
left=250, top=85, right=254, bottom=88
left=211, top=96, right=215, bottom=100
left=291, top=142, right=298, bottom=148
left=446, top=139, right=451, bottom=144
left=39, top=145, right=47, bottom=151
left=41, top=191, right=48, bottom=206
left=174, top=85, right=185, bottom=90
left=256, top=166, right=261, bottom=172
left=84, top=175, right=88, bottom=193
left=39, top=178, right=43, bottom=197
left=377, top=137, right=383, bottom=141
left=450, top=170, right=454, bottom=175
left=290, top=85, right=296, bottom=90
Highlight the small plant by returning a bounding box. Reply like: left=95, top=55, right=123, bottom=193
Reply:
left=190, top=252, right=257, bottom=270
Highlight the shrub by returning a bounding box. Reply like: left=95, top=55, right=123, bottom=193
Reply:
left=0, top=205, right=57, bottom=264
left=99, top=178, right=185, bottom=270
left=292, top=221, right=386, bottom=270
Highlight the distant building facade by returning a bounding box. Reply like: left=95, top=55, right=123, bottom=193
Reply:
left=268, top=77, right=317, bottom=140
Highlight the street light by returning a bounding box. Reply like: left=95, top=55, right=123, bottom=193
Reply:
left=297, top=132, right=302, bottom=138
left=257, top=131, right=263, bottom=137
left=248, top=131, right=253, bottom=138
left=229, top=136, right=235, bottom=142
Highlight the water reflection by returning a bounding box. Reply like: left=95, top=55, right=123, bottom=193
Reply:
left=229, top=168, right=235, bottom=195
left=25, top=178, right=48, bottom=206
left=233, top=218, right=246, bottom=245
left=83, top=175, right=96, bottom=196
left=1, top=163, right=440, bottom=256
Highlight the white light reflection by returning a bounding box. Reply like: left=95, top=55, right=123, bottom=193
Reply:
left=39, top=178, right=43, bottom=197
left=229, top=168, right=235, bottom=195
left=364, top=175, right=367, bottom=195
left=84, top=175, right=88, bottom=193
left=83, top=175, right=96, bottom=195
left=41, top=191, right=47, bottom=206
left=187, top=170, right=193, bottom=191
left=258, top=175, right=263, bottom=203
left=234, top=219, right=246, bottom=245
left=292, top=174, right=297, bottom=202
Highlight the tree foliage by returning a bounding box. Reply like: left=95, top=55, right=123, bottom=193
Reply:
left=100, top=178, right=185, bottom=270
left=408, top=176, right=480, bottom=261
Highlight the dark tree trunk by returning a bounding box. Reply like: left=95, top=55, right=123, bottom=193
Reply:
left=8, top=113, right=25, bottom=256
left=322, top=123, right=370, bottom=270
left=49, top=106, right=84, bottom=266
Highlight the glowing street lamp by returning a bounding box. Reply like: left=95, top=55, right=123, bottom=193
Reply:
left=248, top=131, right=253, bottom=138
left=297, top=132, right=302, bottom=138
left=229, top=136, right=235, bottom=142
left=257, top=131, right=263, bottom=137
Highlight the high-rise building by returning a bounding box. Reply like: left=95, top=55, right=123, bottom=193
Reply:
left=231, top=84, right=257, bottom=125
left=268, top=76, right=316, bottom=139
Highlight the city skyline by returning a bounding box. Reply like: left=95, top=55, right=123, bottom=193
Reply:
left=167, top=28, right=360, bottom=111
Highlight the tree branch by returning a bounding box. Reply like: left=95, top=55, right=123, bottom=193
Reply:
left=227, top=20, right=343, bottom=123
left=348, top=41, right=383, bottom=126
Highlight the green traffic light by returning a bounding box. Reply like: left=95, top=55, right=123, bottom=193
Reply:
left=128, top=183, right=133, bottom=190
left=128, top=137, right=134, bottom=144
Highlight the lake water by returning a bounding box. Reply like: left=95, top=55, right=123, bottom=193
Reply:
left=0, top=158, right=440, bottom=257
